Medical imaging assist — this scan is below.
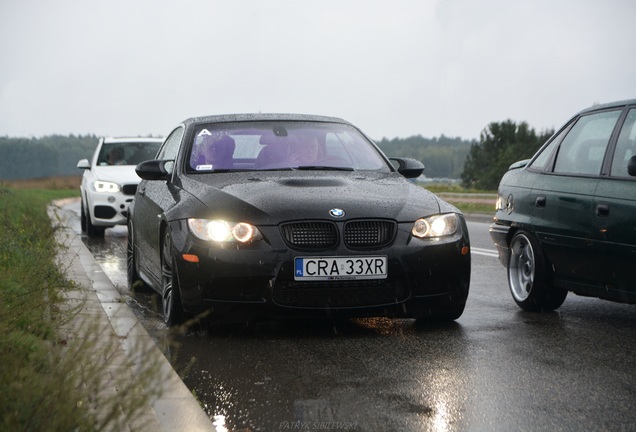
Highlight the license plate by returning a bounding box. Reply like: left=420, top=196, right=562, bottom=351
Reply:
left=294, top=256, right=387, bottom=281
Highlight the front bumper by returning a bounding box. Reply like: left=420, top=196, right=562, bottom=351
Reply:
left=169, top=219, right=471, bottom=321
left=489, top=221, right=512, bottom=267
left=87, top=190, right=135, bottom=227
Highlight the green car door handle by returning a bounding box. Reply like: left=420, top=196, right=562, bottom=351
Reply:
left=596, top=203, right=610, bottom=217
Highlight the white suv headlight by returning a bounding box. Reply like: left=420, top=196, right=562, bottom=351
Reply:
left=92, top=181, right=121, bottom=193
left=411, top=213, right=459, bottom=238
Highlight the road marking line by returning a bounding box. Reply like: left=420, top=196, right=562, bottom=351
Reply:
left=471, top=247, right=499, bottom=258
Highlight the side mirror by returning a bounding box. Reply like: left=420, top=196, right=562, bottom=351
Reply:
left=628, top=155, right=636, bottom=177
left=77, top=159, right=90, bottom=170
left=136, top=159, right=173, bottom=181
left=508, top=159, right=530, bottom=170
left=389, top=157, right=424, bottom=179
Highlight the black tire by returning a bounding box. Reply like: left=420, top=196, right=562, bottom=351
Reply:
left=85, top=205, right=105, bottom=238
left=80, top=198, right=87, bottom=232
left=161, top=230, right=184, bottom=327
left=127, top=218, right=148, bottom=291
left=415, top=303, right=465, bottom=325
left=507, top=231, right=567, bottom=311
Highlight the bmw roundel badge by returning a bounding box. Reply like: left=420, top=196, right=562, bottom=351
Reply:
left=329, top=208, right=345, bottom=218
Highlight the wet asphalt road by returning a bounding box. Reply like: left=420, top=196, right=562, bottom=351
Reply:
left=63, top=201, right=636, bottom=432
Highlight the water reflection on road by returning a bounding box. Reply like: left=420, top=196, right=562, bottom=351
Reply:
left=169, top=317, right=474, bottom=431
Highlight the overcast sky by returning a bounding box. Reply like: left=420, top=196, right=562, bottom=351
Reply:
left=1, top=0, right=635, bottom=141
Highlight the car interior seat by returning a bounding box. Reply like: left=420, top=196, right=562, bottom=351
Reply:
left=255, top=133, right=296, bottom=168
left=192, top=135, right=236, bottom=170
left=574, top=139, right=606, bottom=175
left=209, top=136, right=236, bottom=169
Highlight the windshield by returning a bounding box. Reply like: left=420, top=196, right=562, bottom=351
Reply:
left=186, top=121, right=390, bottom=173
left=97, top=141, right=161, bottom=166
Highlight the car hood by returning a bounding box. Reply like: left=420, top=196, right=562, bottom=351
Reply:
left=177, top=171, right=443, bottom=224
left=92, top=165, right=141, bottom=185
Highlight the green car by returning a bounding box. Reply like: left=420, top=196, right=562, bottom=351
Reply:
left=490, top=99, right=636, bottom=311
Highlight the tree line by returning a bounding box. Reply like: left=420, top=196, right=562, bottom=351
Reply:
left=0, top=135, right=99, bottom=180
left=0, top=121, right=554, bottom=189
left=460, top=121, right=554, bottom=190
left=375, top=135, right=475, bottom=179
left=376, top=120, right=554, bottom=189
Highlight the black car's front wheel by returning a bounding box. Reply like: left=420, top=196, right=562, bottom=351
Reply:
left=161, top=230, right=184, bottom=326
left=80, top=198, right=87, bottom=232
left=414, top=303, right=465, bottom=325
left=127, top=218, right=147, bottom=291
left=508, top=231, right=567, bottom=311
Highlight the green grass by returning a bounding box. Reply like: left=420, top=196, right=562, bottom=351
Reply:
left=0, top=187, right=89, bottom=430
left=452, top=201, right=496, bottom=215
left=418, top=183, right=497, bottom=215
left=420, top=183, right=497, bottom=194
left=0, top=186, right=165, bottom=431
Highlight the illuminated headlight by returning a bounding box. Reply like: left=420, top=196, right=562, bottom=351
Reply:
left=411, top=213, right=459, bottom=238
left=188, top=219, right=261, bottom=243
left=496, top=195, right=503, bottom=210
left=92, top=181, right=121, bottom=193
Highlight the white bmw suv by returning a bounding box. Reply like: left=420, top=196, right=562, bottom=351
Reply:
left=77, top=137, right=163, bottom=237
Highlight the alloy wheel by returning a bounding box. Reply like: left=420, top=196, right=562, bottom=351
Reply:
left=509, top=233, right=535, bottom=302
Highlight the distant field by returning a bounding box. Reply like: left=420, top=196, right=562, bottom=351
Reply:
left=422, top=184, right=496, bottom=215
left=1, top=175, right=81, bottom=190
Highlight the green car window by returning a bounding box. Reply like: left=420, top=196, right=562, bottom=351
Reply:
left=610, top=109, right=636, bottom=177
left=528, top=127, right=568, bottom=171
left=553, top=110, right=622, bottom=176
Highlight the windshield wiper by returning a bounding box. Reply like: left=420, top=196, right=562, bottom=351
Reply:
left=295, top=166, right=354, bottom=171
left=257, top=167, right=295, bottom=172
left=194, top=168, right=242, bottom=173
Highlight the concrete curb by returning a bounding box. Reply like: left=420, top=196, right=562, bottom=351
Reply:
left=50, top=202, right=214, bottom=432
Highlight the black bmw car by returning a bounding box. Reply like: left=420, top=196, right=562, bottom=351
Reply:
left=127, top=114, right=471, bottom=326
